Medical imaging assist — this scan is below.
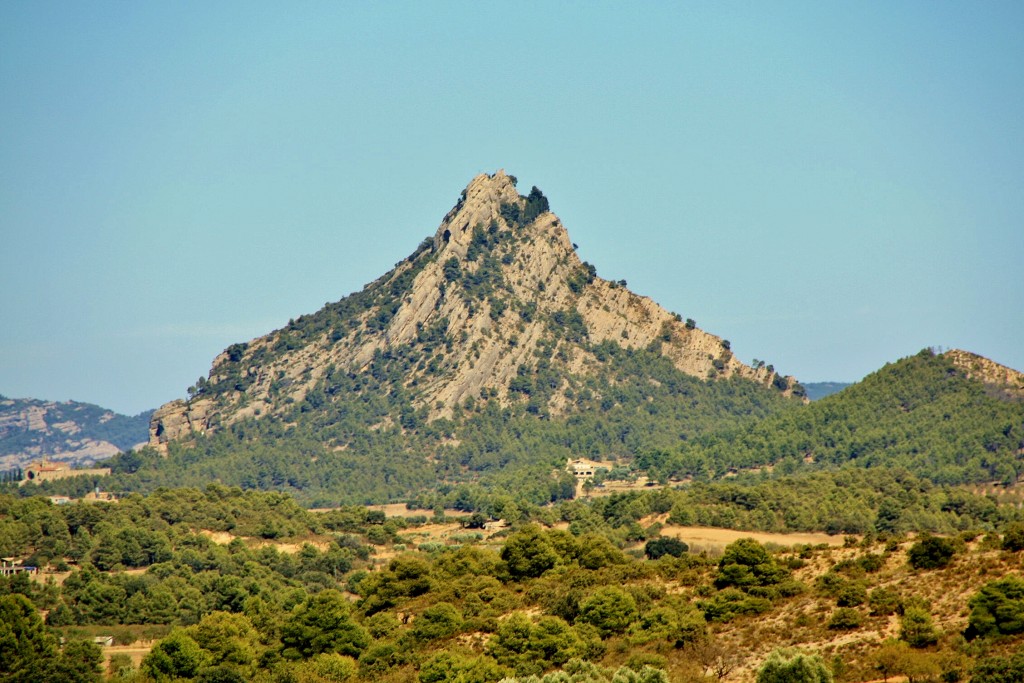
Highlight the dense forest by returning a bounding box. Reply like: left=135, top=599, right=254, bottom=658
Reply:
left=2, top=486, right=1023, bottom=682
left=651, top=350, right=1024, bottom=487
left=18, top=349, right=1022, bottom=520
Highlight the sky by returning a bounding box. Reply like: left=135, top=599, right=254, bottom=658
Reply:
left=2, top=2, right=1022, bottom=416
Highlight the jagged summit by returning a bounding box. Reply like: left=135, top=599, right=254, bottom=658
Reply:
left=150, top=171, right=797, bottom=448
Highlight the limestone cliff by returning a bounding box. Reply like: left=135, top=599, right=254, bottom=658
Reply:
left=150, top=171, right=800, bottom=449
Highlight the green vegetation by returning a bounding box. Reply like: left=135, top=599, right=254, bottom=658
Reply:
left=651, top=350, right=1024, bottom=486
left=37, top=340, right=794, bottom=508
left=7, top=178, right=1024, bottom=680
left=0, top=593, right=103, bottom=682
left=907, top=535, right=958, bottom=570
left=968, top=576, right=1024, bottom=637
left=756, top=649, right=832, bottom=683
left=0, top=484, right=1023, bottom=681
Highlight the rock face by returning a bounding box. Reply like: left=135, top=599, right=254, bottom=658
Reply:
left=150, top=171, right=800, bottom=448
left=945, top=349, right=1024, bottom=398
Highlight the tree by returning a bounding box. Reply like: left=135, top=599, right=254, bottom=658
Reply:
left=684, top=636, right=739, bottom=682
left=900, top=607, right=938, bottom=648
left=188, top=612, right=262, bottom=672
left=293, top=653, right=358, bottom=682
left=716, top=538, right=788, bottom=589
left=0, top=593, right=59, bottom=682
left=280, top=590, right=369, bottom=659
left=644, top=537, right=688, bottom=560
left=487, top=613, right=588, bottom=676
left=578, top=587, right=638, bottom=637
left=968, top=575, right=1024, bottom=637
left=143, top=629, right=210, bottom=681
left=501, top=525, right=559, bottom=580
left=907, top=535, right=956, bottom=570
left=53, top=639, right=103, bottom=683
left=756, top=648, right=833, bottom=683
left=418, top=651, right=507, bottom=683
left=873, top=639, right=909, bottom=683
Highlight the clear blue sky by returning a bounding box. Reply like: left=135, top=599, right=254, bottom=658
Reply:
left=2, top=2, right=1022, bottom=415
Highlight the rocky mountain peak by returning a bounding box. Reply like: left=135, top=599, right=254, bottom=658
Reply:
left=149, top=172, right=801, bottom=449
left=433, top=171, right=522, bottom=253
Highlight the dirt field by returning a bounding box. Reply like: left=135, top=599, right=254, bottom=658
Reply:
left=103, top=643, right=153, bottom=670
left=198, top=529, right=328, bottom=554
left=658, top=525, right=846, bottom=551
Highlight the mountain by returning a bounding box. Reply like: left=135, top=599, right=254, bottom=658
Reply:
left=0, top=395, right=152, bottom=471
left=98, top=172, right=805, bottom=505
left=149, top=171, right=799, bottom=448
left=802, top=382, right=851, bottom=401
left=645, top=348, right=1024, bottom=486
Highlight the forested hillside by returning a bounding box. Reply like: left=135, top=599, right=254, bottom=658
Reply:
left=102, top=345, right=793, bottom=507
left=644, top=350, right=1024, bottom=487
left=1, top=486, right=1023, bottom=682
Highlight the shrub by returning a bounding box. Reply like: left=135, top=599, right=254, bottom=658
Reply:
left=698, top=588, right=772, bottom=622
left=411, top=602, right=463, bottom=642
left=500, top=525, right=560, bottom=580
left=971, top=651, right=1024, bottom=683
left=578, top=587, right=638, bottom=637
left=900, top=607, right=938, bottom=648
left=835, top=582, right=867, bottom=607
left=715, top=538, right=788, bottom=590
left=868, top=587, right=902, bottom=616
left=828, top=607, right=863, bottom=630
left=907, top=535, right=956, bottom=570
left=1001, top=522, right=1024, bottom=552
left=756, top=649, right=833, bottom=683
left=644, top=537, right=688, bottom=560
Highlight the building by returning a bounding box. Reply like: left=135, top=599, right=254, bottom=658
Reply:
left=83, top=489, right=117, bottom=503
left=21, top=460, right=111, bottom=485
left=0, top=559, right=38, bottom=577
left=566, top=458, right=607, bottom=479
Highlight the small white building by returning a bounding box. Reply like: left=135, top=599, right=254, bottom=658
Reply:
left=566, top=458, right=606, bottom=479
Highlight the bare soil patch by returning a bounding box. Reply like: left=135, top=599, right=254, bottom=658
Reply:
left=659, top=525, right=845, bottom=551
left=104, top=642, right=153, bottom=670
left=198, top=529, right=327, bottom=554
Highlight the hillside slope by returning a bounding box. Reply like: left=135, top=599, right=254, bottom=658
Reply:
left=651, top=349, right=1024, bottom=486
left=150, top=171, right=799, bottom=449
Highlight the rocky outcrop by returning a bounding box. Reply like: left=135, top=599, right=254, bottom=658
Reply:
left=149, top=171, right=800, bottom=448
left=945, top=349, right=1024, bottom=398
left=0, top=397, right=150, bottom=469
